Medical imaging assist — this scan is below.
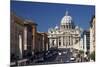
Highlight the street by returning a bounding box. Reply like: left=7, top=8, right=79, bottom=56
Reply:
left=11, top=48, right=88, bottom=66
left=30, top=48, right=76, bottom=65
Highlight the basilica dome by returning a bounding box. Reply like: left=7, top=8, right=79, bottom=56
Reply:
left=61, top=11, right=72, bottom=25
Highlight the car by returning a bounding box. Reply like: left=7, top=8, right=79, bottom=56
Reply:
left=58, top=52, right=62, bottom=55
left=70, top=57, right=75, bottom=61
left=64, top=60, right=70, bottom=63
left=44, top=51, right=52, bottom=59
left=63, top=51, right=67, bottom=54
left=45, top=51, right=50, bottom=56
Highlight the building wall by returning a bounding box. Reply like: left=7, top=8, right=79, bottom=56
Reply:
left=48, top=11, right=82, bottom=50
left=34, top=32, right=49, bottom=53
left=10, top=13, right=24, bottom=60
left=83, top=30, right=90, bottom=57
left=41, top=33, right=49, bottom=51
left=79, top=38, right=84, bottom=51
left=23, top=22, right=37, bottom=56
left=24, top=25, right=32, bottom=51
left=11, top=13, right=37, bottom=61
left=35, top=32, right=43, bottom=53
left=11, top=13, right=49, bottom=58
left=90, top=16, right=95, bottom=54
left=31, top=23, right=37, bottom=54
left=48, top=29, right=81, bottom=50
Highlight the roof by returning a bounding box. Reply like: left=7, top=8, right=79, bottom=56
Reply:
left=90, top=15, right=95, bottom=24
left=24, top=20, right=37, bottom=26
left=11, top=12, right=37, bottom=26
left=11, top=12, right=24, bottom=25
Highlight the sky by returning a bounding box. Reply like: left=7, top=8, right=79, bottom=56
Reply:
left=11, top=1, right=95, bottom=32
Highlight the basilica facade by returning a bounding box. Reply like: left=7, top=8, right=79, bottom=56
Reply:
left=48, top=11, right=83, bottom=50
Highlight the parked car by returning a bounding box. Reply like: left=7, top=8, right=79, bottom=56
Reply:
left=44, top=49, right=58, bottom=60
left=58, top=52, right=62, bottom=55
left=70, top=57, right=75, bottom=61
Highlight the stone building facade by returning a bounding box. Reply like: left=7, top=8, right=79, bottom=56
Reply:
left=10, top=13, right=25, bottom=60
left=35, top=32, right=43, bottom=53
left=11, top=13, right=37, bottom=61
left=40, top=32, right=49, bottom=51
left=23, top=20, right=37, bottom=56
left=11, top=13, right=49, bottom=62
left=35, top=32, right=49, bottom=53
left=90, top=16, right=95, bottom=54
left=83, top=30, right=90, bottom=57
left=48, top=11, right=83, bottom=50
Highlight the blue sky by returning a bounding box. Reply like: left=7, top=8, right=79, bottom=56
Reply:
left=11, top=1, right=95, bottom=32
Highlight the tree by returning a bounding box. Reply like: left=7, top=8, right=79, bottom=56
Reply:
left=79, top=50, right=84, bottom=54
left=90, top=51, right=95, bottom=61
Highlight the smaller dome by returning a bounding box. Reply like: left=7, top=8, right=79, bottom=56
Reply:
left=55, top=25, right=59, bottom=30
left=80, top=28, right=83, bottom=32
left=75, top=26, right=79, bottom=29
left=48, top=28, right=53, bottom=33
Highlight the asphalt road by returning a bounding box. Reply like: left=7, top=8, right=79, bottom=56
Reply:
left=31, top=48, right=75, bottom=65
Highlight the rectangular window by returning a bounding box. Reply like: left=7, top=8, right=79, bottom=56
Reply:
left=59, top=40, right=61, bottom=46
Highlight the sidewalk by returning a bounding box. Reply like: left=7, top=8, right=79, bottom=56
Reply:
left=10, top=58, right=28, bottom=66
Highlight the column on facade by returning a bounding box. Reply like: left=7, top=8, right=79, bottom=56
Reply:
left=71, top=36, right=73, bottom=46
left=67, top=36, right=69, bottom=47
left=56, top=37, right=58, bottom=47
left=84, top=35, right=87, bottom=57
left=70, top=36, right=72, bottom=48
left=65, top=36, right=67, bottom=48
left=69, top=36, right=72, bottom=46
left=24, top=27, right=27, bottom=50
left=78, top=37, right=80, bottom=50
left=68, top=24, right=69, bottom=29
left=70, top=36, right=71, bottom=46
left=66, top=36, right=68, bottom=47
left=68, top=35, right=71, bottom=47
left=42, top=36, right=44, bottom=51
left=49, top=38, right=52, bottom=48
left=64, top=36, right=66, bottom=47
left=69, top=36, right=70, bottom=46
left=54, top=38, right=57, bottom=47
left=46, top=42, right=48, bottom=51
left=66, top=36, right=67, bottom=47
left=56, top=37, right=58, bottom=48
left=72, top=36, right=75, bottom=49
left=19, top=34, right=22, bottom=59
left=63, top=36, right=64, bottom=46
left=90, top=29, right=94, bottom=54
left=61, top=36, right=63, bottom=46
